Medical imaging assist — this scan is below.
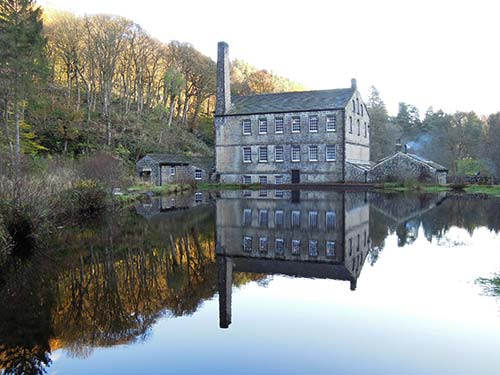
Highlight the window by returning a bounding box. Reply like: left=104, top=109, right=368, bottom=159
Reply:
left=259, top=237, right=268, bottom=252
left=309, top=211, right=318, bottom=228
left=259, top=175, right=268, bottom=185
left=326, top=115, right=337, bottom=132
left=291, top=145, right=300, bottom=162
left=275, top=175, right=283, bottom=185
left=349, top=238, right=353, bottom=256
left=364, top=230, right=367, bottom=247
left=243, top=236, right=252, bottom=252
left=309, top=145, right=318, bottom=161
left=242, top=190, right=252, bottom=197
left=352, top=99, right=356, bottom=113
left=242, top=175, right=252, bottom=184
left=364, top=122, right=367, bottom=138
left=292, top=116, right=301, bottom=133
left=361, top=103, right=364, bottom=116
left=357, top=98, right=360, bottom=114
left=275, top=145, right=284, bottom=162
left=243, top=208, right=252, bottom=225
left=309, top=116, right=318, bottom=132
left=259, top=189, right=268, bottom=197
left=242, top=119, right=251, bottom=135
left=357, top=234, right=360, bottom=252
left=326, top=145, right=337, bottom=161
left=349, top=116, right=353, bottom=133
left=275, top=210, right=284, bottom=227
left=259, top=209, right=268, bottom=227
left=357, top=119, right=360, bottom=136
left=326, top=211, right=336, bottom=230
left=275, top=190, right=284, bottom=198
left=195, top=192, right=203, bottom=202
left=275, top=238, right=285, bottom=255
left=170, top=166, right=176, bottom=176
left=243, top=147, right=252, bottom=163
left=259, top=118, right=267, bottom=134
left=291, top=210, right=300, bottom=227
left=259, top=146, right=268, bottom=162
left=309, top=240, right=318, bottom=257
left=292, top=240, right=301, bottom=255
left=326, top=241, right=336, bottom=257
left=275, top=117, right=284, bottom=133
left=195, top=169, right=202, bottom=180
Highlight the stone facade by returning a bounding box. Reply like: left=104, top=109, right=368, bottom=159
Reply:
left=369, top=152, right=448, bottom=184
left=136, top=154, right=212, bottom=186
left=214, top=42, right=370, bottom=184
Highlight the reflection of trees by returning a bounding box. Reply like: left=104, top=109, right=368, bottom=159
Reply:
left=0, top=203, right=265, bottom=373
left=0, top=259, right=55, bottom=375
left=52, top=206, right=219, bottom=356
left=369, top=194, right=500, bottom=265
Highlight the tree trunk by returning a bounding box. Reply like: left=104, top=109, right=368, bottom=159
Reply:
left=14, top=97, right=21, bottom=169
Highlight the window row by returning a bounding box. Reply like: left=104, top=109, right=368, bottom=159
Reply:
left=242, top=115, right=337, bottom=135
left=347, top=232, right=368, bottom=256
left=243, top=208, right=337, bottom=230
left=243, top=236, right=337, bottom=257
left=240, top=189, right=286, bottom=198
left=352, top=98, right=365, bottom=116
left=243, top=144, right=337, bottom=163
left=348, top=117, right=368, bottom=137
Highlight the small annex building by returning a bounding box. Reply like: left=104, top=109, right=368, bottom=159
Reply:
left=136, top=154, right=213, bottom=186
left=370, top=149, right=448, bottom=184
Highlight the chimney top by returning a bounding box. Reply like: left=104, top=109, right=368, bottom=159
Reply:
left=395, top=139, right=402, bottom=153
left=351, top=78, right=357, bottom=90
left=215, top=42, right=231, bottom=116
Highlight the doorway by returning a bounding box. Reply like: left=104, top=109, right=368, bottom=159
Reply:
left=291, top=169, right=300, bottom=184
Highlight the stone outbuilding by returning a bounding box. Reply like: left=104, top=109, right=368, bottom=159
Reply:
left=369, top=151, right=448, bottom=184
left=136, top=154, right=213, bottom=186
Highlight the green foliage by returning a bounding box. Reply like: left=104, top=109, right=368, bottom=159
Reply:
left=367, top=86, right=392, bottom=161
left=456, top=157, right=491, bottom=176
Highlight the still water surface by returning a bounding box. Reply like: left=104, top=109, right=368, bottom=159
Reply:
left=1, top=190, right=500, bottom=374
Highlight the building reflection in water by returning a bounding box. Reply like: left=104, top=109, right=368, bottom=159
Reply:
left=215, top=190, right=371, bottom=328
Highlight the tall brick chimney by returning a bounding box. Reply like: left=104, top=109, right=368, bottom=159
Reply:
left=215, top=42, right=231, bottom=116
left=351, top=78, right=357, bottom=90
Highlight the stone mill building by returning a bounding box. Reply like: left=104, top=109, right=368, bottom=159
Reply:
left=214, top=42, right=371, bottom=184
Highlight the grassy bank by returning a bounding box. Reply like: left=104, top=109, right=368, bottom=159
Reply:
left=376, top=182, right=500, bottom=197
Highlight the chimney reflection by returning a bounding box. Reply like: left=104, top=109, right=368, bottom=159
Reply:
left=215, top=190, right=371, bottom=328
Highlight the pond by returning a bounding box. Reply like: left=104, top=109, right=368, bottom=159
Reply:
left=1, top=190, right=500, bottom=374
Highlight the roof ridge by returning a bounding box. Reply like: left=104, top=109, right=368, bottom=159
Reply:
left=232, top=87, right=353, bottom=100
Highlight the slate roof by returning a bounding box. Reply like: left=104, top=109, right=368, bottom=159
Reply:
left=142, top=154, right=214, bottom=171
left=376, top=152, right=448, bottom=172
left=225, top=88, right=355, bottom=116
left=346, top=160, right=374, bottom=172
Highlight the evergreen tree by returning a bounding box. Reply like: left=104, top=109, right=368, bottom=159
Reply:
left=367, top=86, right=392, bottom=161
left=0, top=0, right=46, bottom=167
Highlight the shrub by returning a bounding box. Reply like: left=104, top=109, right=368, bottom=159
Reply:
left=0, top=177, right=49, bottom=257
left=62, top=180, right=108, bottom=218
left=77, top=151, right=130, bottom=189
left=450, top=183, right=466, bottom=192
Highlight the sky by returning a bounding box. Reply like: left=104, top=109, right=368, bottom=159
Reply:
left=37, top=0, right=500, bottom=117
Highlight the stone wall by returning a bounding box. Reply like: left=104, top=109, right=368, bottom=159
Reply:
left=136, top=157, right=209, bottom=186
left=136, top=156, right=161, bottom=185
left=369, top=153, right=445, bottom=184
left=215, top=109, right=345, bottom=184
left=345, top=162, right=369, bottom=182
